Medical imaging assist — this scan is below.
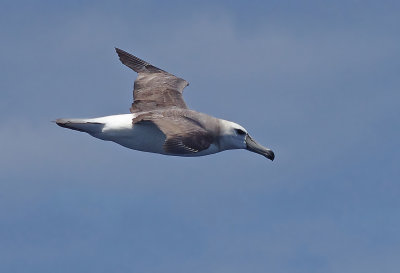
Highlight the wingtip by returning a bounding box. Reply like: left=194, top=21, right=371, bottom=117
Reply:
left=115, top=47, right=130, bottom=56
left=115, top=47, right=123, bottom=56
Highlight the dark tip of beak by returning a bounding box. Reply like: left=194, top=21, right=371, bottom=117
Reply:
left=245, top=135, right=275, bottom=161
left=264, top=149, right=275, bottom=161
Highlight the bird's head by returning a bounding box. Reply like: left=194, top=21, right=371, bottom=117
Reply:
left=218, top=120, right=275, bottom=161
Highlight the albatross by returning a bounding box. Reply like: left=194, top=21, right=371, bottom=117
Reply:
left=56, top=48, right=275, bottom=161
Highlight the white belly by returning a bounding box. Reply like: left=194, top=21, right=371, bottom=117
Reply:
left=87, top=114, right=165, bottom=154
left=88, top=114, right=220, bottom=157
left=107, top=122, right=167, bottom=154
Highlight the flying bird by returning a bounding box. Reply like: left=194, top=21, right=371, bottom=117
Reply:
left=56, top=48, right=275, bottom=160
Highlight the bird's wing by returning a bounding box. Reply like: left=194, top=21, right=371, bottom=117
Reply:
left=132, top=112, right=214, bottom=154
left=115, top=48, right=189, bottom=113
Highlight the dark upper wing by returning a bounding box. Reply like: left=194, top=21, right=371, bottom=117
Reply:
left=132, top=112, right=214, bottom=154
left=115, top=48, right=189, bottom=113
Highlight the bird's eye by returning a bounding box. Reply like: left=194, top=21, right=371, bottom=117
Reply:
left=235, top=129, right=246, bottom=135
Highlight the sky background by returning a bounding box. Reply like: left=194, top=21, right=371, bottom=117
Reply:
left=1, top=1, right=399, bottom=272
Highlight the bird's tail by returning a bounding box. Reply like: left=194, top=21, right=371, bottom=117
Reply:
left=55, top=118, right=105, bottom=133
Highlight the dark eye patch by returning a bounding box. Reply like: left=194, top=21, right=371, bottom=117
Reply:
left=235, top=129, right=246, bottom=135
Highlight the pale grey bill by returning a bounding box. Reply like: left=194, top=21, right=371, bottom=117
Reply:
left=245, top=135, right=275, bottom=161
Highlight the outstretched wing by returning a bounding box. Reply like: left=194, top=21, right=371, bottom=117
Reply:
left=132, top=112, right=214, bottom=155
left=115, top=48, right=189, bottom=113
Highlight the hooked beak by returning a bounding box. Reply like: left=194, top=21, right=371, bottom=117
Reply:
left=245, top=135, right=275, bottom=161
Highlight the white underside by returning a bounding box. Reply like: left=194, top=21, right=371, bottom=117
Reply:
left=80, top=114, right=220, bottom=157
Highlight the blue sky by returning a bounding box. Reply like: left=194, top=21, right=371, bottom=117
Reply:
left=1, top=1, right=399, bottom=272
